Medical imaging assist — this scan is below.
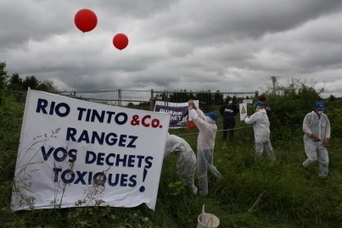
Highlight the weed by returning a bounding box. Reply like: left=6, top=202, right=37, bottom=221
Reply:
left=2, top=93, right=342, bottom=227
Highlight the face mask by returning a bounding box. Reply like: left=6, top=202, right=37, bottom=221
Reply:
left=228, top=101, right=232, bottom=104
left=317, top=110, right=323, bottom=115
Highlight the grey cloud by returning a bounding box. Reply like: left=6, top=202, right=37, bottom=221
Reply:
left=2, top=0, right=342, bottom=98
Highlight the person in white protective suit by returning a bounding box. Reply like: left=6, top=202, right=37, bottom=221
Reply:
left=302, top=102, right=331, bottom=177
left=164, top=133, right=198, bottom=194
left=244, top=101, right=276, bottom=162
left=188, top=100, right=223, bottom=196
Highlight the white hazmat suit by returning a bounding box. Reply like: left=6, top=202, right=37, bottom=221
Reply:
left=244, top=107, right=275, bottom=161
left=164, top=133, right=198, bottom=194
left=302, top=111, right=331, bottom=177
left=189, top=108, right=222, bottom=196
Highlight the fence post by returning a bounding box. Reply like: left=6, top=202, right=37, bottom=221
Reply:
left=149, top=98, right=156, bottom=111
left=150, top=89, right=154, bottom=99
left=149, top=89, right=155, bottom=111
left=254, top=91, right=259, bottom=101
left=118, top=89, right=122, bottom=106
left=166, top=90, right=169, bottom=107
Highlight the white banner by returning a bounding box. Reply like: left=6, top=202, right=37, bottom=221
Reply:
left=239, top=103, right=248, bottom=121
left=243, top=99, right=253, bottom=104
left=11, top=89, right=170, bottom=211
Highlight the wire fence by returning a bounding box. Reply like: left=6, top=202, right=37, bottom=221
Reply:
left=59, top=89, right=257, bottom=138
left=1, top=89, right=256, bottom=140
left=1, top=89, right=258, bottom=106
left=60, top=89, right=259, bottom=111
left=2, top=89, right=339, bottom=150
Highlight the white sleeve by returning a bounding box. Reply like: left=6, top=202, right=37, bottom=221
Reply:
left=244, top=112, right=258, bottom=125
left=302, top=113, right=312, bottom=136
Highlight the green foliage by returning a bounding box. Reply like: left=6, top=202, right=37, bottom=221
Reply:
left=2, top=78, right=342, bottom=227
left=325, top=98, right=342, bottom=136
left=0, top=61, right=59, bottom=93
left=213, top=90, right=224, bottom=105
left=167, top=181, right=185, bottom=196
left=0, top=95, right=24, bottom=151
left=36, top=80, right=59, bottom=93
left=264, top=78, right=323, bottom=141
left=157, top=90, right=224, bottom=113
left=22, top=76, right=40, bottom=90
left=0, top=61, right=9, bottom=90
left=7, top=73, right=23, bottom=91
left=196, top=90, right=214, bottom=109
left=168, top=89, right=191, bottom=102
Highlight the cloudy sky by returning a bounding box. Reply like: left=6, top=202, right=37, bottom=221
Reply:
left=1, top=0, right=342, bottom=97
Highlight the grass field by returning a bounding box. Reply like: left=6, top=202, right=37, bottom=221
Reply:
left=1, top=94, right=342, bottom=227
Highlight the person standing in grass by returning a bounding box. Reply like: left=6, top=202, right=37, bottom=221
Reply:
left=164, top=133, right=198, bottom=194
left=302, top=102, right=331, bottom=177
left=219, top=96, right=239, bottom=142
left=244, top=101, right=275, bottom=162
left=188, top=100, right=222, bottom=196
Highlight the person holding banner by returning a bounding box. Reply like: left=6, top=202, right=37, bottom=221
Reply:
left=219, top=96, right=239, bottom=142
left=164, top=133, right=198, bottom=194
left=244, top=101, right=275, bottom=162
left=188, top=100, right=223, bottom=196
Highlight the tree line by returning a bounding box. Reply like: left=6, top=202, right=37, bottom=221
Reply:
left=0, top=61, right=58, bottom=93
left=156, top=89, right=225, bottom=106
left=154, top=90, right=256, bottom=111
left=2, top=60, right=341, bottom=139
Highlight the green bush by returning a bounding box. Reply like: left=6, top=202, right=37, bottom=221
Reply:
left=266, top=79, right=322, bottom=141
left=2, top=86, right=342, bottom=227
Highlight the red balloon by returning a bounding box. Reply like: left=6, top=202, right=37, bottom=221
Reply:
left=113, top=33, right=129, bottom=50
left=74, top=9, right=98, bottom=32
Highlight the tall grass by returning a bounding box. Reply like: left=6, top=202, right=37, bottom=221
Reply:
left=1, top=94, right=342, bottom=227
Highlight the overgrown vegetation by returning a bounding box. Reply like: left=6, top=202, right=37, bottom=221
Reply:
left=0, top=61, right=58, bottom=93
left=1, top=77, right=342, bottom=227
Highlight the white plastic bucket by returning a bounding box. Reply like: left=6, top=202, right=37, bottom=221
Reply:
left=197, top=213, right=220, bottom=228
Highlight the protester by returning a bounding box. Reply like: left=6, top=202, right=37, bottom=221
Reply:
left=188, top=100, right=222, bottom=196
left=164, top=133, right=198, bottom=194
left=244, top=101, right=276, bottom=162
left=219, top=96, right=239, bottom=141
left=258, top=94, right=271, bottom=120
left=302, top=102, right=331, bottom=177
